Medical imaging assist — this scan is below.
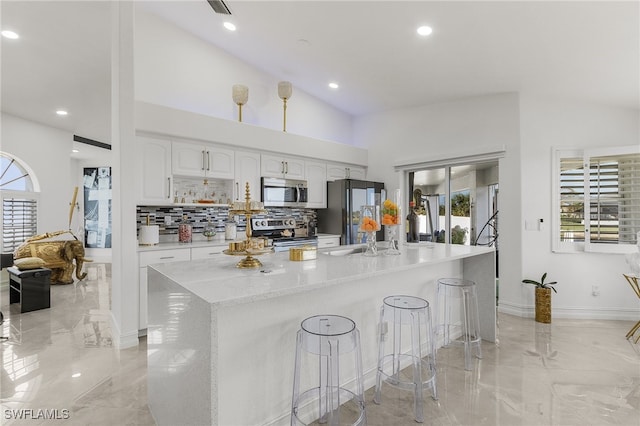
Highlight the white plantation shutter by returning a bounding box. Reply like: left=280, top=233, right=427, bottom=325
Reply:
left=559, top=157, right=585, bottom=243
left=584, top=147, right=640, bottom=253
left=554, top=146, right=640, bottom=254
left=2, top=198, right=38, bottom=252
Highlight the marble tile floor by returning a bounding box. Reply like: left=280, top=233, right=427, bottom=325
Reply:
left=0, top=263, right=638, bottom=426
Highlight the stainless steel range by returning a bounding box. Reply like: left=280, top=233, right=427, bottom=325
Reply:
left=251, top=217, right=318, bottom=252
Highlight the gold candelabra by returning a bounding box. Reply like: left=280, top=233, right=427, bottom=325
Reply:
left=225, top=182, right=272, bottom=268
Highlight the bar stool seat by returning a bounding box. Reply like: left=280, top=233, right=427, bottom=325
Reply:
left=436, top=278, right=482, bottom=371
left=373, top=295, right=437, bottom=423
left=291, top=314, right=366, bottom=426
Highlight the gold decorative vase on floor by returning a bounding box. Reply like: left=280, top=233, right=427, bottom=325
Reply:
left=535, top=287, right=552, bottom=323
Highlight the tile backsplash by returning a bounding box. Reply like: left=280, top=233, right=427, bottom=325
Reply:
left=136, top=205, right=317, bottom=243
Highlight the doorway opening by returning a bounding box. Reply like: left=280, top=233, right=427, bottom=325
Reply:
left=409, top=161, right=499, bottom=264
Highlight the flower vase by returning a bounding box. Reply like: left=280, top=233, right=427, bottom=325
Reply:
left=364, top=231, right=378, bottom=257
left=360, top=205, right=381, bottom=257
left=382, top=190, right=402, bottom=255
left=385, top=224, right=401, bottom=255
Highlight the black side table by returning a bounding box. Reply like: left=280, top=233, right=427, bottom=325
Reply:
left=7, top=266, right=51, bottom=313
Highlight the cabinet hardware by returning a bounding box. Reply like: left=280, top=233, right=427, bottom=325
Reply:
left=159, top=256, right=175, bottom=260
left=285, top=161, right=289, bottom=174
left=235, top=182, right=239, bottom=200
left=207, top=151, right=211, bottom=171
left=201, top=150, right=206, bottom=171
left=167, top=177, right=171, bottom=198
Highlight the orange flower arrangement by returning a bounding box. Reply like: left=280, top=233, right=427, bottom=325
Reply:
left=360, top=216, right=379, bottom=232
left=381, top=199, right=400, bottom=225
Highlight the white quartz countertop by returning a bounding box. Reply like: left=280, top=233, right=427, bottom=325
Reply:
left=149, top=243, right=494, bottom=308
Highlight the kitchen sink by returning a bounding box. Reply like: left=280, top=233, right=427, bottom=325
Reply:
left=321, top=246, right=386, bottom=256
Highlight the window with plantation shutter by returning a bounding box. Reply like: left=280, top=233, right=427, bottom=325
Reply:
left=2, top=198, right=37, bottom=252
left=559, top=157, right=585, bottom=243
left=553, top=146, right=640, bottom=254
left=1, top=152, right=39, bottom=253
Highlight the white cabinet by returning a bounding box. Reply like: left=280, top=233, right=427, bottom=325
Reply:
left=327, top=164, right=366, bottom=181
left=172, top=141, right=235, bottom=179
left=234, top=151, right=261, bottom=201
left=137, top=136, right=172, bottom=204
left=305, top=161, right=327, bottom=208
left=191, top=245, right=226, bottom=260
left=317, top=235, right=341, bottom=248
left=261, top=154, right=305, bottom=179
left=138, top=248, right=191, bottom=331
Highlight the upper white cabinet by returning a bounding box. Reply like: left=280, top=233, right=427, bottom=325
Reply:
left=261, top=154, right=305, bottom=180
left=234, top=151, right=261, bottom=201
left=327, top=164, right=366, bottom=181
left=137, top=136, right=172, bottom=204
left=305, top=161, right=327, bottom=208
left=172, top=141, right=234, bottom=179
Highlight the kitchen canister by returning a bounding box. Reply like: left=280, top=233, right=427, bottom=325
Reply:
left=225, top=221, right=237, bottom=240
left=178, top=215, right=192, bottom=243
left=139, top=216, right=159, bottom=246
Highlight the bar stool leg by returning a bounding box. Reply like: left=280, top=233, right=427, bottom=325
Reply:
left=461, top=286, right=483, bottom=371
left=410, top=310, right=424, bottom=423
left=291, top=331, right=303, bottom=426
left=470, top=285, right=483, bottom=361
left=374, top=305, right=385, bottom=405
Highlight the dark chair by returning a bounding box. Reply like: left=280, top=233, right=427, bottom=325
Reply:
left=1, top=253, right=13, bottom=341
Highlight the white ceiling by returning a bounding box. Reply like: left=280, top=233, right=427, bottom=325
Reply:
left=1, top=1, right=639, bottom=160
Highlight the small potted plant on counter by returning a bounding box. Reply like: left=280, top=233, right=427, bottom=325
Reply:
left=522, top=273, right=557, bottom=324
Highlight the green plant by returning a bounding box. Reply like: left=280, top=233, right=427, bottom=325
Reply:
left=522, top=273, right=558, bottom=293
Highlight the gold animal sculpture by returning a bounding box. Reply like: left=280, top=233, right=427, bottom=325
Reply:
left=13, top=230, right=91, bottom=284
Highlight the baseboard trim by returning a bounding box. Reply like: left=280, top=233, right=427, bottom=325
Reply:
left=498, top=301, right=639, bottom=321
left=109, top=311, right=139, bottom=349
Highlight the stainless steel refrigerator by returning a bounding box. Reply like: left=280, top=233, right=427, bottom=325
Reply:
left=317, top=179, right=385, bottom=245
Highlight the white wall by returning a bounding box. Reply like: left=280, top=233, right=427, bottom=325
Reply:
left=1, top=113, right=73, bottom=234
left=354, top=93, right=522, bottom=313
left=519, top=95, right=640, bottom=319
left=134, top=7, right=354, bottom=146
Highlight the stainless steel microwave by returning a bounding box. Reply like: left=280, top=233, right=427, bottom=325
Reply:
left=261, top=177, right=308, bottom=207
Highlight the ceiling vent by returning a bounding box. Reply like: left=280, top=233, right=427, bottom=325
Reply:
left=207, top=0, right=232, bottom=15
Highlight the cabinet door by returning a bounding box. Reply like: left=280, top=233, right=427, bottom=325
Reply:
left=317, top=236, right=341, bottom=248
left=191, top=245, right=225, bottom=259
left=172, top=141, right=206, bottom=177
left=235, top=151, right=261, bottom=201
left=348, top=166, right=366, bottom=180
left=261, top=154, right=286, bottom=178
left=305, top=161, right=327, bottom=208
left=137, top=136, right=172, bottom=204
left=207, top=147, right=234, bottom=179
left=138, top=248, right=191, bottom=331
left=283, top=158, right=305, bottom=180
left=326, top=164, right=348, bottom=181
left=327, top=164, right=366, bottom=181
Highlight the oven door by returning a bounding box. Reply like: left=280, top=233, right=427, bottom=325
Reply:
left=261, top=177, right=307, bottom=207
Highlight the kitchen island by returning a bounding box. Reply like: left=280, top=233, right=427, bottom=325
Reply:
left=147, top=243, right=495, bottom=426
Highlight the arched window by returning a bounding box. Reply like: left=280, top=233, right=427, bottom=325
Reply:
left=1, top=152, right=39, bottom=252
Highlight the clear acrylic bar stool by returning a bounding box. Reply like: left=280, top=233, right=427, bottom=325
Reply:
left=436, top=278, right=482, bottom=371
left=291, top=314, right=366, bottom=426
left=373, top=295, right=437, bottom=423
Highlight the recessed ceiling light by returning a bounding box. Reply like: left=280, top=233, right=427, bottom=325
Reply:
left=1, top=30, right=19, bottom=39
left=71, top=372, right=81, bottom=378
left=223, top=22, right=236, bottom=31
left=56, top=110, right=68, bottom=116
left=417, top=26, right=433, bottom=37
left=72, top=149, right=79, bottom=153
left=328, top=82, right=339, bottom=89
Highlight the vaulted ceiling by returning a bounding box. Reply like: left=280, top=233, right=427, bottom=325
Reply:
left=1, top=1, right=638, bottom=159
